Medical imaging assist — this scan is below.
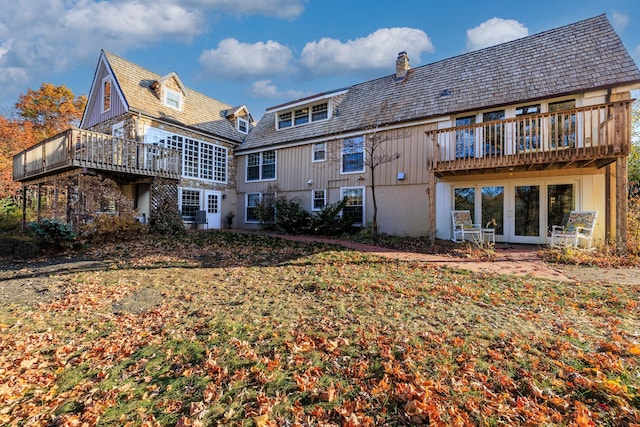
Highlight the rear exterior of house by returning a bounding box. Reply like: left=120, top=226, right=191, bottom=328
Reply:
left=13, top=50, right=252, bottom=229
left=236, top=14, right=640, bottom=245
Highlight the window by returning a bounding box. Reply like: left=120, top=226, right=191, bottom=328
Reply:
left=312, top=189, right=326, bottom=211
left=294, top=107, right=309, bottom=125
left=237, top=118, right=249, bottom=134
left=164, top=88, right=182, bottom=110
left=516, top=104, right=541, bottom=152
left=455, top=116, right=476, bottom=158
left=246, top=192, right=275, bottom=223
left=312, top=143, right=326, bottom=162
left=144, top=127, right=227, bottom=183
left=312, top=103, right=328, bottom=121
left=112, top=121, right=125, bottom=138
left=482, top=110, right=505, bottom=156
left=278, top=112, right=292, bottom=129
left=276, top=102, right=329, bottom=130
left=549, top=100, right=576, bottom=149
left=341, top=187, right=364, bottom=226
left=180, top=189, right=200, bottom=220
left=246, top=150, right=276, bottom=181
left=102, top=77, right=111, bottom=113
left=342, top=136, right=364, bottom=173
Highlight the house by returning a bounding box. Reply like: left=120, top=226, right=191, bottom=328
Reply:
left=236, top=14, right=640, bottom=245
left=13, top=50, right=252, bottom=229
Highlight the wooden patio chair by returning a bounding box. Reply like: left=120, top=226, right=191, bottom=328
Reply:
left=550, top=210, right=597, bottom=249
left=451, top=210, right=482, bottom=243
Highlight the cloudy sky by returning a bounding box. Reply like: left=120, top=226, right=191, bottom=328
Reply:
left=1, top=0, right=639, bottom=119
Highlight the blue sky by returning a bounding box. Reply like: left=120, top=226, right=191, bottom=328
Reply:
left=1, top=0, right=639, bottom=120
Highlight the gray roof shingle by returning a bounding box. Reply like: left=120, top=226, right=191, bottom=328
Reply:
left=240, top=14, right=640, bottom=152
left=104, top=51, right=247, bottom=144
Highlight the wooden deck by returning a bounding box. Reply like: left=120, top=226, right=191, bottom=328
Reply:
left=13, top=128, right=181, bottom=182
left=430, top=101, right=632, bottom=177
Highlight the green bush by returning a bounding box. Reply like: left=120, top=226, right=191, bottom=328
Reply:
left=273, top=198, right=312, bottom=234
left=0, top=198, right=23, bottom=232
left=81, top=213, right=146, bottom=243
left=309, top=198, right=353, bottom=236
left=149, top=208, right=185, bottom=236
left=27, top=219, right=77, bottom=250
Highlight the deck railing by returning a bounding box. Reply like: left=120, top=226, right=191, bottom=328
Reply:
left=13, top=128, right=181, bottom=181
left=430, top=101, right=632, bottom=174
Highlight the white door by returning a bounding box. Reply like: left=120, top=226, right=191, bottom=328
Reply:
left=205, top=191, right=221, bottom=229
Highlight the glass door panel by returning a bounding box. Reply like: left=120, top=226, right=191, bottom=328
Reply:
left=547, top=184, right=574, bottom=233
left=454, top=187, right=475, bottom=212
left=482, top=186, right=504, bottom=235
left=515, top=185, right=540, bottom=236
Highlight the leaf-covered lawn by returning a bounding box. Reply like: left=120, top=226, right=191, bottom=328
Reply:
left=1, top=232, right=638, bottom=426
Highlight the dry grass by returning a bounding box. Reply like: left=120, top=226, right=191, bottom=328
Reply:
left=0, top=232, right=638, bottom=426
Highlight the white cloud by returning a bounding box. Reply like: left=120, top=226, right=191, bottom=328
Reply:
left=199, top=39, right=293, bottom=78
left=249, top=79, right=305, bottom=99
left=300, top=27, right=434, bottom=76
left=466, top=18, right=528, bottom=51
left=185, top=0, right=305, bottom=20
left=611, top=11, right=630, bottom=32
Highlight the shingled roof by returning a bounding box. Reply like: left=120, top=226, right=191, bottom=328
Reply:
left=102, top=50, right=247, bottom=144
left=240, top=14, right=640, bottom=152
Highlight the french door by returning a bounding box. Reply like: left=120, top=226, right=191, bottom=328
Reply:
left=454, top=181, right=576, bottom=244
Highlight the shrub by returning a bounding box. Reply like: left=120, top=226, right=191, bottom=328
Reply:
left=273, top=198, right=312, bottom=234
left=0, top=198, right=23, bottom=232
left=149, top=208, right=185, bottom=236
left=27, top=219, right=77, bottom=251
left=309, top=198, right=353, bottom=236
left=81, top=213, right=146, bottom=243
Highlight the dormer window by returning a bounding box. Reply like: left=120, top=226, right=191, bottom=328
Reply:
left=101, top=77, right=111, bottom=113
left=276, top=102, right=329, bottom=130
left=164, top=88, right=183, bottom=111
left=237, top=118, right=249, bottom=134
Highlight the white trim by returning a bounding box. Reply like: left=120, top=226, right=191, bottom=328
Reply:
left=340, top=135, right=365, bottom=175
left=312, top=142, right=326, bottom=162
left=237, top=118, right=249, bottom=134
left=311, top=189, right=326, bottom=211
left=245, top=150, right=277, bottom=183
left=164, top=88, right=183, bottom=111
left=267, top=89, right=348, bottom=113
left=340, top=186, right=366, bottom=226
left=101, top=76, right=112, bottom=113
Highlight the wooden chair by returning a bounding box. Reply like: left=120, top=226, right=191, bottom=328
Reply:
left=451, top=210, right=482, bottom=243
left=550, top=210, right=597, bottom=249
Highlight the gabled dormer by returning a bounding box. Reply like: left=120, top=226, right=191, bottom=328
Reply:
left=224, top=105, right=253, bottom=135
left=150, top=72, right=186, bottom=112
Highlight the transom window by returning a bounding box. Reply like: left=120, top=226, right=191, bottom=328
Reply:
left=342, top=136, right=364, bottom=173
left=164, top=88, right=183, bottom=110
left=277, top=102, right=329, bottom=130
left=312, top=143, right=326, bottom=162
left=246, top=150, right=276, bottom=181
left=144, top=127, right=227, bottom=183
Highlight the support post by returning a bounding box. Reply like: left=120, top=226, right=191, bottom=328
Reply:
left=21, top=184, right=27, bottom=233
left=616, top=157, right=628, bottom=254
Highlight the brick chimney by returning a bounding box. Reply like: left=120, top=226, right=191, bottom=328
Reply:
left=395, top=51, right=410, bottom=80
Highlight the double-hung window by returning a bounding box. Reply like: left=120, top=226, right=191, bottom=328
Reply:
left=549, top=100, right=576, bottom=149
left=165, top=88, right=183, bottom=111
left=312, top=143, right=326, bottom=162
left=180, top=189, right=200, bottom=221
left=455, top=116, right=476, bottom=158
left=341, top=187, right=365, bottom=226
left=237, top=118, right=249, bottom=134
left=516, top=104, right=541, bottom=152
left=246, top=150, right=276, bottom=181
left=342, top=136, right=364, bottom=173
left=312, top=103, right=328, bottom=121
left=312, top=189, right=326, bottom=211
left=246, top=192, right=275, bottom=223
left=278, top=112, right=292, bottom=129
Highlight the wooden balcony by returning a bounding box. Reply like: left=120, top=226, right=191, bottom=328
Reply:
left=430, top=101, right=632, bottom=177
left=13, top=128, right=181, bottom=183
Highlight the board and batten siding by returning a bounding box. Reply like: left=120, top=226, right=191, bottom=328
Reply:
left=83, top=63, right=127, bottom=129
